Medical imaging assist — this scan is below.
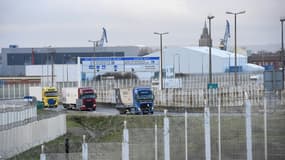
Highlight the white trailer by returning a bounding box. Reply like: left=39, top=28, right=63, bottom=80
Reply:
left=61, top=87, right=78, bottom=105
left=118, top=88, right=133, bottom=107
left=29, top=86, right=42, bottom=101
left=61, top=87, right=97, bottom=111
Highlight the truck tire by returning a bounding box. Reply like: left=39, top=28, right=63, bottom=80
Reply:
left=119, top=109, right=125, bottom=114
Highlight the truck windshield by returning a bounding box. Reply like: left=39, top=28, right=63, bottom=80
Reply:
left=136, top=90, right=153, bottom=100
left=44, top=91, right=58, bottom=97
left=81, top=93, right=96, bottom=99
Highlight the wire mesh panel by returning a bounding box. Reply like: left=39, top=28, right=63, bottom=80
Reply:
left=46, top=153, right=82, bottom=160
left=88, top=142, right=121, bottom=160
left=128, top=128, right=161, bottom=160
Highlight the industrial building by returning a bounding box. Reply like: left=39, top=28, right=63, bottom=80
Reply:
left=248, top=51, right=282, bottom=70
left=21, top=46, right=264, bottom=84
left=0, top=46, right=142, bottom=76
left=146, top=46, right=264, bottom=74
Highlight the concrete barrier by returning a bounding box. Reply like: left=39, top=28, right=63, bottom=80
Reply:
left=0, top=114, right=66, bottom=159
left=0, top=105, right=37, bottom=131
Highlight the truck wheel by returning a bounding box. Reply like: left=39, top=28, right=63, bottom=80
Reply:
left=119, top=109, right=125, bottom=114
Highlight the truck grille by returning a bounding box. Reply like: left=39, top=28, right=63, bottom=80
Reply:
left=85, top=101, right=93, bottom=108
left=48, top=99, right=56, bottom=105
left=140, top=103, right=151, bottom=112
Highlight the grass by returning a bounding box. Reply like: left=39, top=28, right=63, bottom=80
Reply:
left=8, top=112, right=285, bottom=160
left=8, top=115, right=164, bottom=160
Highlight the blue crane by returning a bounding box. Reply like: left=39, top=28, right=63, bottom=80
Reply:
left=98, top=27, right=108, bottom=47
left=219, top=20, right=230, bottom=50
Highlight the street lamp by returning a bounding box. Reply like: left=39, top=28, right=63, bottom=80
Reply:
left=280, top=17, right=285, bottom=84
left=208, top=15, right=215, bottom=84
left=154, top=32, right=169, bottom=90
left=47, top=46, right=56, bottom=86
left=88, top=40, right=99, bottom=81
left=173, top=54, right=181, bottom=73
left=226, top=10, right=246, bottom=86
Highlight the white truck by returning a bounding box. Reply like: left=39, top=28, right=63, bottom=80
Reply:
left=61, top=87, right=97, bottom=111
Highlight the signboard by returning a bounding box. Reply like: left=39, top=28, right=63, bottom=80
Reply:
left=80, top=56, right=160, bottom=80
left=229, top=66, right=243, bottom=72
left=264, top=65, right=273, bottom=71
left=207, top=83, right=218, bottom=89
left=264, top=70, right=284, bottom=91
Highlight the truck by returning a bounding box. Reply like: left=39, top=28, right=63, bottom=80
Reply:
left=29, top=86, right=59, bottom=108
left=61, top=87, right=97, bottom=111
left=115, top=87, right=154, bottom=114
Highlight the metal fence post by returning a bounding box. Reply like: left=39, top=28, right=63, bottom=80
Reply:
left=122, top=120, right=129, bottom=160
left=204, top=100, right=211, bottom=160
left=163, top=110, right=170, bottom=160
left=155, top=120, right=158, bottom=160
left=264, top=97, right=268, bottom=160
left=82, top=135, right=88, bottom=160
left=13, top=84, right=16, bottom=99
left=8, top=84, right=10, bottom=99
left=40, top=145, right=46, bottom=160
left=185, top=111, right=188, bottom=160
left=218, top=98, right=221, bottom=160
left=245, top=92, right=253, bottom=160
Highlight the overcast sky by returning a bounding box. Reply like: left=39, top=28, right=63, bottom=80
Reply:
left=0, top=0, right=284, bottom=51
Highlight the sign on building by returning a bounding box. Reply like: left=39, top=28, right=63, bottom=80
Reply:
left=80, top=57, right=160, bottom=80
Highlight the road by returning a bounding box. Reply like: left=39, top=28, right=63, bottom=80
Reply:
left=3, top=99, right=272, bottom=117
left=66, top=103, right=120, bottom=116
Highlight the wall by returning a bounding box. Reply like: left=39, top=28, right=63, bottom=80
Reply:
left=0, top=114, right=66, bottom=159
left=0, top=105, right=37, bottom=131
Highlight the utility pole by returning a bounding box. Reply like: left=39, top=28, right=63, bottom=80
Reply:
left=208, top=15, right=215, bottom=84
left=47, top=46, right=56, bottom=86
left=88, top=40, right=99, bottom=81
left=280, top=17, right=285, bottom=87
left=226, top=10, right=246, bottom=86
left=154, top=32, right=169, bottom=90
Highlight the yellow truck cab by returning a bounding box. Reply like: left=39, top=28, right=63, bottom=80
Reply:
left=42, top=87, right=59, bottom=107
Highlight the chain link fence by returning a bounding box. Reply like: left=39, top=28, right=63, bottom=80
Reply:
left=40, top=104, right=284, bottom=160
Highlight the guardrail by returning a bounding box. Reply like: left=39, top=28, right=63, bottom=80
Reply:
left=0, top=100, right=37, bottom=131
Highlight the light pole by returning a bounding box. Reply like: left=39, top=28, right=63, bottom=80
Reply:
left=208, top=15, right=215, bottom=84
left=88, top=40, right=98, bottom=81
left=226, top=10, right=246, bottom=86
left=154, top=32, right=169, bottom=90
left=173, top=54, right=181, bottom=73
left=280, top=17, right=285, bottom=85
left=47, top=46, right=56, bottom=86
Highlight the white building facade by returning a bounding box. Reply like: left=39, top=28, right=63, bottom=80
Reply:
left=147, top=46, right=263, bottom=74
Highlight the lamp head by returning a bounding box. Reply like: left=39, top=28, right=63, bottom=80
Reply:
left=237, top=11, right=246, bottom=15
left=208, top=15, right=215, bottom=20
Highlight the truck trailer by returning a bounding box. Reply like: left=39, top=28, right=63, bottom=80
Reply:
left=115, top=87, right=154, bottom=114
left=29, top=86, right=59, bottom=108
left=62, top=87, right=97, bottom=111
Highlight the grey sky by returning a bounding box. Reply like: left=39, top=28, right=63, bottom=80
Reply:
left=0, top=0, right=284, bottom=51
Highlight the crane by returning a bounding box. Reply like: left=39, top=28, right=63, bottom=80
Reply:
left=97, top=27, right=108, bottom=47
left=219, top=20, right=230, bottom=51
